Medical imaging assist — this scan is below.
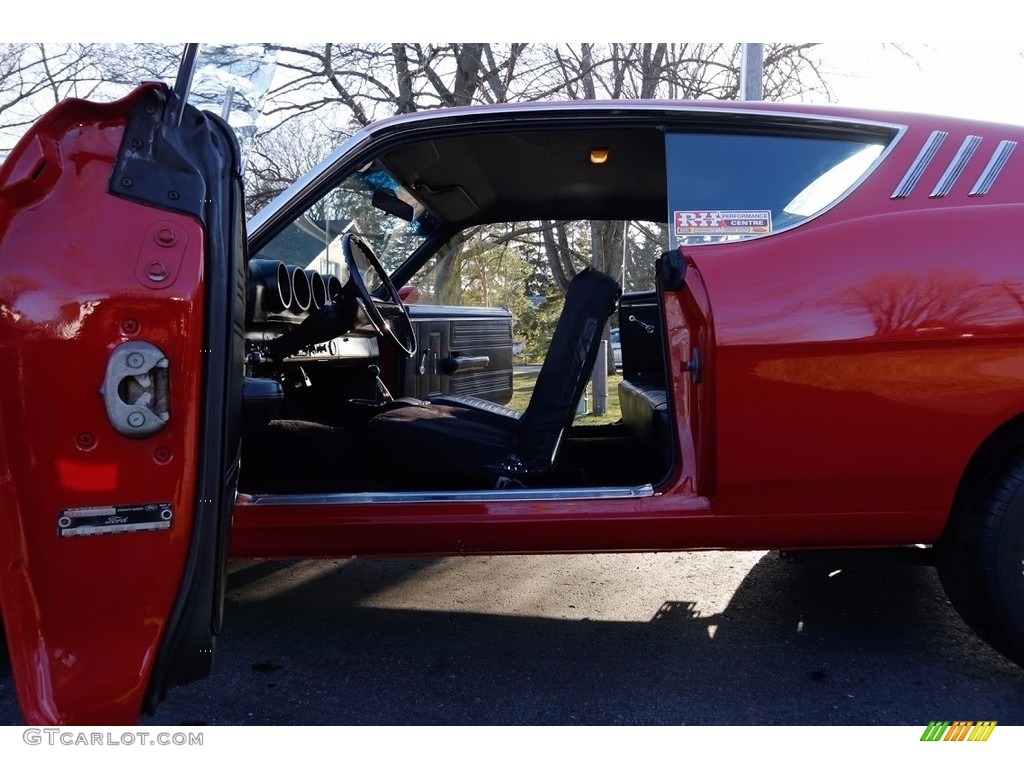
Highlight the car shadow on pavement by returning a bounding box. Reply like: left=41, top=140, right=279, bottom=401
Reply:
left=135, top=552, right=1024, bottom=726
left=4, top=552, right=1021, bottom=726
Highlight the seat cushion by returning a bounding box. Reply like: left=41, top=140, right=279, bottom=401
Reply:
left=429, top=394, right=523, bottom=421
left=367, top=403, right=519, bottom=483
left=619, top=380, right=669, bottom=444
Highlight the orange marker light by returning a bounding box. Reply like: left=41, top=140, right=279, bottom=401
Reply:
left=589, top=148, right=609, bottom=164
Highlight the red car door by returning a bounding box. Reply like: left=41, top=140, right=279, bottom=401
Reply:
left=0, top=73, right=244, bottom=724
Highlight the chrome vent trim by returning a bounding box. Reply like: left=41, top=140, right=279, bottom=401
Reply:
left=969, top=140, right=1017, bottom=196
left=929, top=135, right=982, bottom=198
left=891, top=130, right=947, bottom=199
left=450, top=370, right=512, bottom=396
left=451, top=320, right=513, bottom=346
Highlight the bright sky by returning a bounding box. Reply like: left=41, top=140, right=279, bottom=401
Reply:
left=813, top=43, right=1024, bottom=126
left=2, top=3, right=1023, bottom=128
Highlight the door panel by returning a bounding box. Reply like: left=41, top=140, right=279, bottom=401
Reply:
left=402, top=305, right=514, bottom=403
left=0, top=84, right=242, bottom=724
left=619, top=291, right=667, bottom=385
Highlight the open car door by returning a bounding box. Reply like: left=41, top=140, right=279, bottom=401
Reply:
left=0, top=47, right=244, bottom=724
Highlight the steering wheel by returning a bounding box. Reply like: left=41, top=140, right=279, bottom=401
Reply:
left=341, top=233, right=417, bottom=358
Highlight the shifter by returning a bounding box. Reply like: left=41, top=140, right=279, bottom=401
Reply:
left=367, top=364, right=393, bottom=401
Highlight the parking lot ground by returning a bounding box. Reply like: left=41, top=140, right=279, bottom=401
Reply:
left=2, top=550, right=1022, bottom=725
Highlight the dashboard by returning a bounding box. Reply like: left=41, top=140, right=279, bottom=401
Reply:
left=245, top=258, right=379, bottom=365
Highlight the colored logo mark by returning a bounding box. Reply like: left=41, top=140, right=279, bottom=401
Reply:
left=920, top=721, right=996, bottom=742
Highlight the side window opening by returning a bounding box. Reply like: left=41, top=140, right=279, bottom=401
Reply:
left=406, top=219, right=667, bottom=366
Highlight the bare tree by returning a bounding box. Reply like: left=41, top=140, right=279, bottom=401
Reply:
left=89, top=43, right=181, bottom=89
left=264, top=43, right=530, bottom=131
left=0, top=44, right=108, bottom=151
left=244, top=112, right=342, bottom=216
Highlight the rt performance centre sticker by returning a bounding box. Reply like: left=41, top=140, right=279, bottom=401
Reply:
left=58, top=502, right=174, bottom=537
left=674, top=210, right=772, bottom=236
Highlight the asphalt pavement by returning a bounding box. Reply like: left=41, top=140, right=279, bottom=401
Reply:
left=2, top=550, right=1022, bottom=725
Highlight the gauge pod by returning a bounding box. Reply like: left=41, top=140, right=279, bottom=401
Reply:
left=248, top=259, right=293, bottom=314
left=287, top=265, right=311, bottom=312
left=304, top=269, right=327, bottom=309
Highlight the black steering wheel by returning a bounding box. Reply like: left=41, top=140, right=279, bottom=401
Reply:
left=342, top=233, right=417, bottom=358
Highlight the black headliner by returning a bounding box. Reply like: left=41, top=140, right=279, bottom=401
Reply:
left=380, top=126, right=668, bottom=226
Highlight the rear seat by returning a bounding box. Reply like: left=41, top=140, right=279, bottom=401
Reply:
left=619, top=379, right=670, bottom=447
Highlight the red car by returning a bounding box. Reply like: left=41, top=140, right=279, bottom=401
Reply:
left=2, top=59, right=1024, bottom=725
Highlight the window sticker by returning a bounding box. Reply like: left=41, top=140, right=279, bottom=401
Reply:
left=673, top=210, right=772, bottom=237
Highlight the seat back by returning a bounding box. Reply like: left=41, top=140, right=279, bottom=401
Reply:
left=516, top=268, right=621, bottom=471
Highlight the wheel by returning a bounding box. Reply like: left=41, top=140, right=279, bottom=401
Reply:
left=935, top=452, right=1024, bottom=668
left=341, top=233, right=416, bottom=358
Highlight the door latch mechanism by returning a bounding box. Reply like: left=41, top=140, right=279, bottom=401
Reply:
left=687, top=346, right=703, bottom=384
left=100, top=340, right=170, bottom=437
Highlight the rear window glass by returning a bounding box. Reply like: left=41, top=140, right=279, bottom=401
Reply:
left=666, top=131, right=888, bottom=248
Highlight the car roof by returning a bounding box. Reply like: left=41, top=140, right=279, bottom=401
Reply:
left=249, top=99, right=1024, bottom=247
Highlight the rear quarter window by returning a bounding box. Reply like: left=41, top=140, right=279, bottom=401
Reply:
left=666, top=130, right=889, bottom=248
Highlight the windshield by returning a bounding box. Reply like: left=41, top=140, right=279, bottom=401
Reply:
left=252, top=163, right=441, bottom=280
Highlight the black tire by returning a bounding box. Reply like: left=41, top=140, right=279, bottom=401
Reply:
left=935, top=453, right=1024, bottom=668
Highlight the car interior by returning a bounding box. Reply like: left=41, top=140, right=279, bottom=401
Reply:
left=238, top=120, right=680, bottom=495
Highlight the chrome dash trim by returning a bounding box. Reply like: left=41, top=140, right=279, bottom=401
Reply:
left=891, top=130, right=947, bottom=199
left=245, top=484, right=656, bottom=506
left=929, top=135, right=982, bottom=197
left=969, top=140, right=1017, bottom=196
